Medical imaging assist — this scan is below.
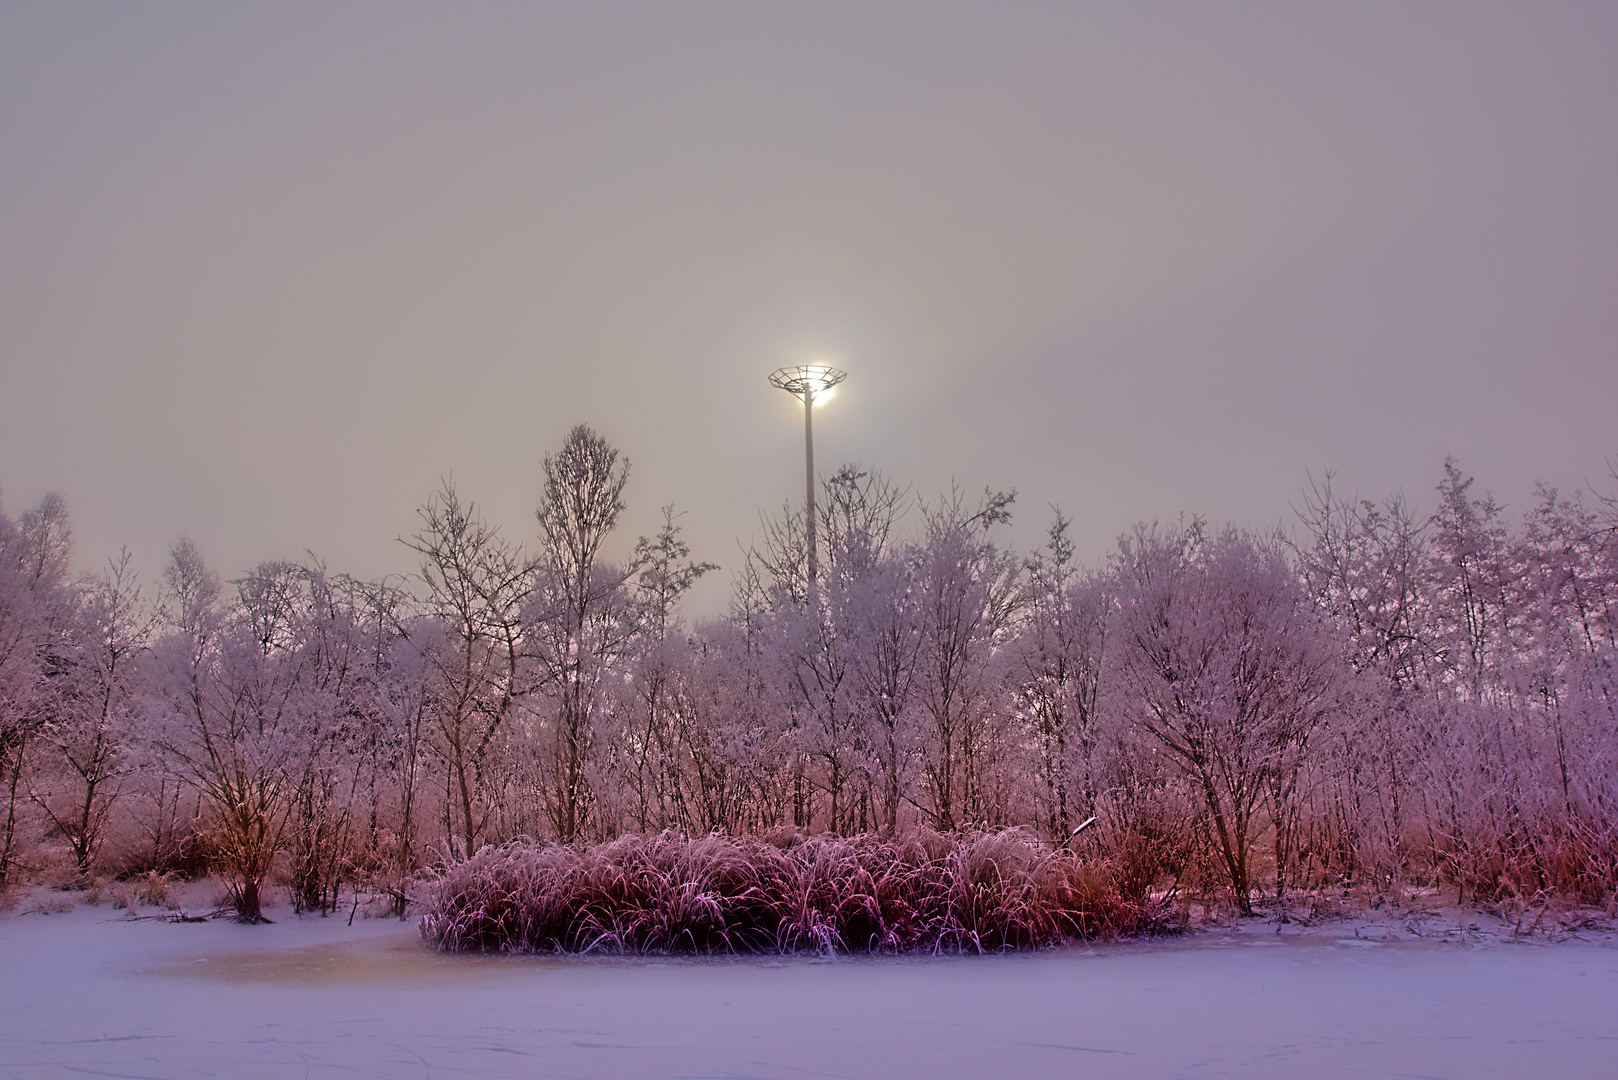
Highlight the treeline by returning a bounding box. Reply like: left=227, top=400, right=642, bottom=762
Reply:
left=2, top=426, right=1615, bottom=922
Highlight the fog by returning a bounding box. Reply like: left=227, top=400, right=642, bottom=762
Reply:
left=3, top=4, right=1615, bottom=616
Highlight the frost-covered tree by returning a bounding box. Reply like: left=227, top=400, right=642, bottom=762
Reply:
left=614, top=505, right=715, bottom=832
left=277, top=564, right=374, bottom=914
left=147, top=543, right=293, bottom=922
left=405, top=481, right=533, bottom=858
left=33, top=550, right=157, bottom=878
left=1291, top=475, right=1430, bottom=891
left=744, top=465, right=914, bottom=832
left=847, top=546, right=925, bottom=835
left=0, top=492, right=77, bottom=890
left=0, top=497, right=37, bottom=890
left=913, top=486, right=1019, bottom=830
left=1114, top=522, right=1341, bottom=913
left=1011, top=512, right=1111, bottom=841
left=529, top=424, right=634, bottom=842
left=8, top=446, right=1618, bottom=916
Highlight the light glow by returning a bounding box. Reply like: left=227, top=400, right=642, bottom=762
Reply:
left=768, top=364, right=847, bottom=400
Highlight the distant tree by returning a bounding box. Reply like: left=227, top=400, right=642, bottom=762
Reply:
left=1291, top=474, right=1430, bottom=892
left=148, top=543, right=305, bottom=922
left=681, top=619, right=787, bottom=833
left=913, top=485, right=1019, bottom=830
left=746, top=465, right=913, bottom=832
left=1429, top=459, right=1510, bottom=700
left=354, top=576, right=431, bottom=916
left=1114, top=522, right=1341, bottom=913
left=0, top=492, right=77, bottom=890
left=1013, top=511, right=1109, bottom=840
left=1516, top=482, right=1618, bottom=816
left=0, top=497, right=37, bottom=891
left=34, top=550, right=157, bottom=878
left=279, top=563, right=374, bottom=915
left=529, top=424, right=634, bottom=842
left=404, top=481, right=533, bottom=858
left=847, top=547, right=925, bottom=834
left=619, top=505, right=715, bottom=832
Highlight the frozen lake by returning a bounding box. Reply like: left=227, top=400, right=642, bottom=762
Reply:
left=2, top=905, right=1615, bottom=1079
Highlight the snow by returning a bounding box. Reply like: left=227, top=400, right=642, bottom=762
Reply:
left=3, top=903, right=1616, bottom=1079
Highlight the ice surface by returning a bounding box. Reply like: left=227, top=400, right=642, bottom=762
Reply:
left=2, top=904, right=1615, bottom=1079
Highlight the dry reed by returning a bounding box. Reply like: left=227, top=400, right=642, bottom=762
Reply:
left=421, top=829, right=1167, bottom=955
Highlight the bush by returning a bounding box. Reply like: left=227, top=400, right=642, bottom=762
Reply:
left=421, top=829, right=1171, bottom=955
left=105, top=869, right=179, bottom=910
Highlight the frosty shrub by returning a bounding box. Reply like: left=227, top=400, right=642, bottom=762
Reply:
left=421, top=829, right=1167, bottom=955
left=125, top=869, right=177, bottom=909
left=24, top=889, right=78, bottom=915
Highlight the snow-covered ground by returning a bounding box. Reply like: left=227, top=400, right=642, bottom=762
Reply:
left=2, top=899, right=1616, bottom=1079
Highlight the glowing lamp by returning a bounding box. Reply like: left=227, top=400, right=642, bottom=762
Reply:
left=768, top=364, right=847, bottom=585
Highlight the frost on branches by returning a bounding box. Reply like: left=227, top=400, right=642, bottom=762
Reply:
left=2, top=445, right=1616, bottom=935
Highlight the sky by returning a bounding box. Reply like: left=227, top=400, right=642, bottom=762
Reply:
left=3, top=3, right=1616, bottom=617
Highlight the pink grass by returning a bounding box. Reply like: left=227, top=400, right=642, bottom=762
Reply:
left=421, top=829, right=1168, bottom=955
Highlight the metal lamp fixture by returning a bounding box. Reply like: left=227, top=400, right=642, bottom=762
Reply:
left=767, top=364, right=847, bottom=585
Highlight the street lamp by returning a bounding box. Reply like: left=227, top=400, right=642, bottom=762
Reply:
left=768, top=363, right=847, bottom=585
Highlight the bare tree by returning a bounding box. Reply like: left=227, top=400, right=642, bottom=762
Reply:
left=1291, top=473, right=1430, bottom=893
left=914, top=485, right=1019, bottom=830
left=0, top=492, right=76, bottom=890
left=34, top=550, right=157, bottom=878
left=404, top=481, right=533, bottom=858
left=530, top=424, right=633, bottom=842
left=618, top=505, right=715, bottom=832
left=848, top=549, right=925, bottom=834
left=148, top=544, right=308, bottom=922
left=1013, top=512, right=1109, bottom=840
left=279, top=563, right=374, bottom=915
left=0, top=497, right=37, bottom=890
left=746, top=465, right=914, bottom=832
left=355, top=576, right=430, bottom=916
left=1114, top=522, right=1341, bottom=914
left=1430, top=459, right=1510, bottom=700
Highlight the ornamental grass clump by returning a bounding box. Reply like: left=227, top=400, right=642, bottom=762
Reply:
left=421, top=829, right=1166, bottom=955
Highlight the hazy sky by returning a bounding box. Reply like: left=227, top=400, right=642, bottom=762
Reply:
left=3, top=3, right=1615, bottom=616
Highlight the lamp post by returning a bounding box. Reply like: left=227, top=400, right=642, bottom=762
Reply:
left=767, top=364, right=847, bottom=586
